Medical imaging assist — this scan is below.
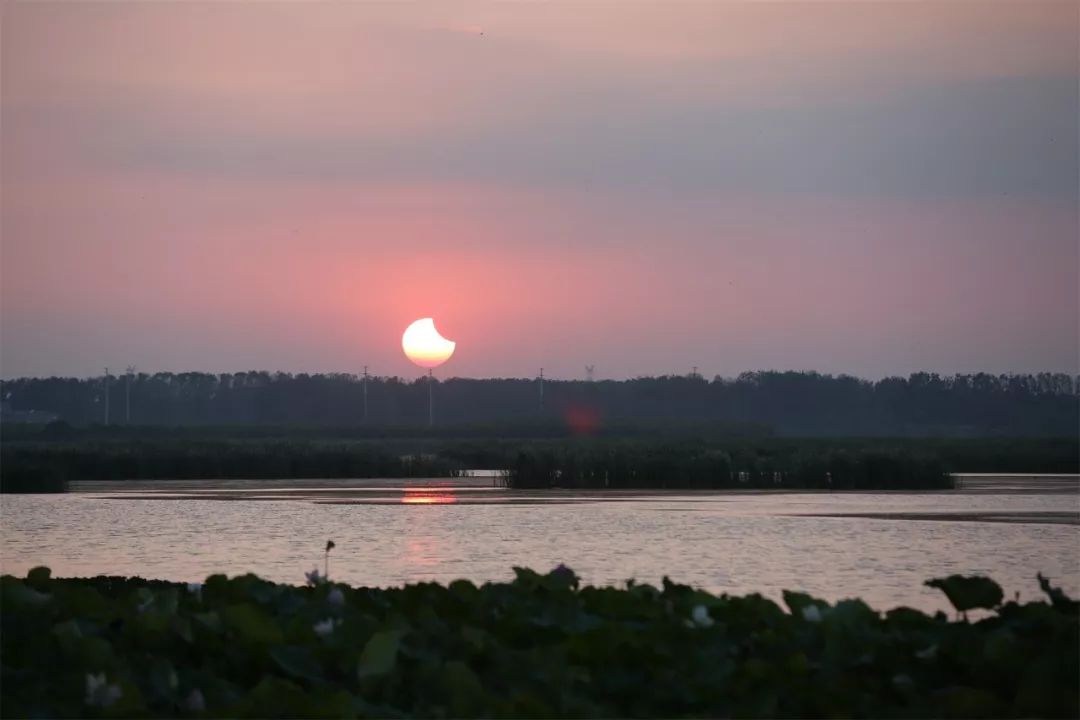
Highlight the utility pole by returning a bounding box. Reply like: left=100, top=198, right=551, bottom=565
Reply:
left=103, top=367, right=110, bottom=425
left=362, top=365, right=368, bottom=423
left=539, top=368, right=544, bottom=412
left=125, top=366, right=135, bottom=423
left=428, top=369, right=434, bottom=427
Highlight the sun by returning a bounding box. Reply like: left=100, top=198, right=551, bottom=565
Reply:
left=402, top=318, right=456, bottom=369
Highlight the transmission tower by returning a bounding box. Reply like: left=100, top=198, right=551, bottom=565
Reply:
left=585, top=365, right=595, bottom=382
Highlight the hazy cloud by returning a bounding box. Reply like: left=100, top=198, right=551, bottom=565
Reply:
left=2, top=1, right=1077, bottom=378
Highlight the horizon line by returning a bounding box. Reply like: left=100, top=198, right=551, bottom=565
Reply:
left=3, top=369, right=1078, bottom=384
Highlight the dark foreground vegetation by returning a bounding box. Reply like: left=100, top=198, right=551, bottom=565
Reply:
left=2, top=567, right=1076, bottom=718
left=4, top=370, right=1077, bottom=435
left=3, top=434, right=1077, bottom=492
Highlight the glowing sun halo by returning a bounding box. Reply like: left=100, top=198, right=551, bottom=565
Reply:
left=402, top=318, right=456, bottom=369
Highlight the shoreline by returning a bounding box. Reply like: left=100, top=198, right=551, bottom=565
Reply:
left=792, top=510, right=1080, bottom=525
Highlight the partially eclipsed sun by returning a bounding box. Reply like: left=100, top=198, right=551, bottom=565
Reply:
left=402, top=318, right=456, bottom=369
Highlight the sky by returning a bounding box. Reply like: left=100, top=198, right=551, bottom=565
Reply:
left=2, top=1, right=1077, bottom=380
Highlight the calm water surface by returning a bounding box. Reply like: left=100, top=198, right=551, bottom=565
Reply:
left=2, top=476, right=1077, bottom=613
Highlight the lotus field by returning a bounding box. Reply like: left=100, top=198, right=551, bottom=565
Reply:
left=2, top=566, right=1077, bottom=718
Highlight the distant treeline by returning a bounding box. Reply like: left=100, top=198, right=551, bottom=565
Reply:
left=2, top=370, right=1077, bottom=436
left=0, top=440, right=460, bottom=493
left=444, top=436, right=1080, bottom=478
left=502, top=442, right=952, bottom=490
left=459, top=436, right=1077, bottom=490
left=0, top=418, right=768, bottom=444
left=2, top=435, right=1075, bottom=493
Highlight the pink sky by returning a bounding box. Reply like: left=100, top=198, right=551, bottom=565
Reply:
left=2, top=1, right=1077, bottom=379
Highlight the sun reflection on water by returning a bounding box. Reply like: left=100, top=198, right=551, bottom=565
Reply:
left=400, top=489, right=457, bottom=505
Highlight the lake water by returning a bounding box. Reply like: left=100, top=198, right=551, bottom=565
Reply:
left=2, top=475, right=1077, bottom=613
